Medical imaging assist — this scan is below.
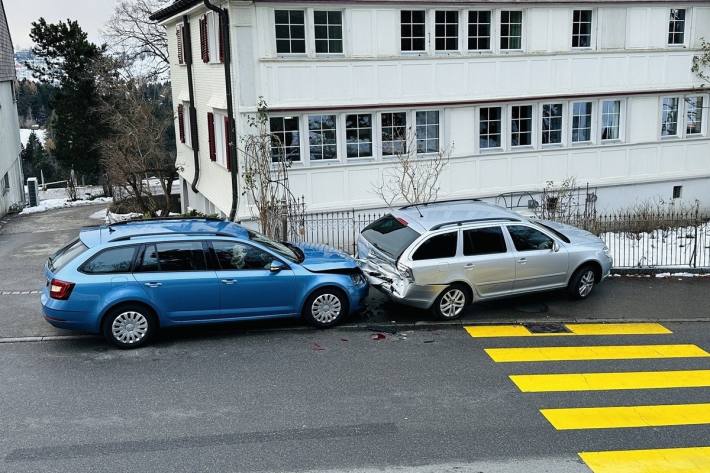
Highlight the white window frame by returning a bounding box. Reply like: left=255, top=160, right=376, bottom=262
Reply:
left=415, top=110, right=442, bottom=155
left=342, top=112, right=375, bottom=160
left=667, top=8, right=688, bottom=47
left=570, top=9, right=595, bottom=50
left=400, top=9, right=428, bottom=54
left=1, top=172, right=9, bottom=195
left=599, top=98, right=625, bottom=143
left=684, top=94, right=707, bottom=138
left=206, top=11, right=220, bottom=63
left=313, top=9, right=345, bottom=56
left=182, top=101, right=192, bottom=148
left=212, top=110, right=228, bottom=168
left=380, top=111, right=409, bottom=158
left=509, top=103, right=535, bottom=149
left=269, top=115, right=303, bottom=163
left=307, top=114, right=339, bottom=162
left=540, top=102, right=566, bottom=148
left=499, top=9, right=524, bottom=52
left=659, top=96, right=682, bottom=139
left=466, top=9, right=493, bottom=52
left=432, top=9, right=462, bottom=53
left=569, top=100, right=595, bottom=145
left=477, top=105, right=505, bottom=152
left=273, top=9, right=307, bottom=56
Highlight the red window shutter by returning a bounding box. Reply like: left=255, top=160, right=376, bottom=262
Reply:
left=205, top=15, right=211, bottom=62
left=177, top=105, right=185, bottom=143
left=199, top=15, right=210, bottom=63
left=218, top=18, right=225, bottom=63
left=207, top=112, right=216, bottom=161
left=224, top=116, right=232, bottom=171
left=176, top=27, right=184, bottom=64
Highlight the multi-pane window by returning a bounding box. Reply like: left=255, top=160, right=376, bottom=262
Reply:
left=270, top=116, right=301, bottom=162
left=542, top=104, right=563, bottom=145
left=401, top=10, right=426, bottom=52
left=416, top=111, right=440, bottom=154
left=314, top=11, right=343, bottom=54
left=1, top=172, right=8, bottom=195
left=511, top=105, right=533, bottom=147
left=571, top=102, right=592, bottom=143
left=500, top=11, right=523, bottom=50
left=668, top=9, right=686, bottom=45
left=435, top=11, right=459, bottom=51
left=308, top=115, right=338, bottom=160
left=661, top=97, right=679, bottom=136
left=480, top=107, right=502, bottom=149
left=346, top=114, right=373, bottom=158
left=275, top=10, right=305, bottom=54
left=686, top=96, right=704, bottom=136
left=468, top=11, right=491, bottom=50
left=601, top=100, right=621, bottom=141
left=381, top=112, right=408, bottom=156
left=572, top=10, right=592, bottom=48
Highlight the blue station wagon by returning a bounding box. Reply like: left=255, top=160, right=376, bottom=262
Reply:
left=41, top=218, right=369, bottom=348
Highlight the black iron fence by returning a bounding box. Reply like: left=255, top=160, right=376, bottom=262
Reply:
left=288, top=207, right=710, bottom=270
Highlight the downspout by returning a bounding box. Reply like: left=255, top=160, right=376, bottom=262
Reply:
left=203, top=0, right=239, bottom=221
left=182, top=15, right=201, bottom=194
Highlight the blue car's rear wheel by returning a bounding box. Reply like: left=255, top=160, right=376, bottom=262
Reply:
left=103, top=304, right=157, bottom=349
left=303, top=288, right=349, bottom=328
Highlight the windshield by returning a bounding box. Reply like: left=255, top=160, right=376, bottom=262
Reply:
left=533, top=221, right=572, bottom=243
left=49, top=239, right=89, bottom=272
left=248, top=231, right=301, bottom=263
left=361, top=215, right=421, bottom=260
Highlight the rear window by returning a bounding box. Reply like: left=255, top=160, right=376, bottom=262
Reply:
left=81, top=247, right=137, bottom=274
left=49, top=239, right=89, bottom=272
left=361, top=215, right=421, bottom=260
left=463, top=227, right=508, bottom=256
left=137, top=242, right=207, bottom=272
left=412, top=232, right=458, bottom=261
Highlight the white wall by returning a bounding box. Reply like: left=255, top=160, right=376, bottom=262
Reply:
left=0, top=81, right=23, bottom=217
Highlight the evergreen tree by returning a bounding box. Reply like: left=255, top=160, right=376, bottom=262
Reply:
left=27, top=19, right=107, bottom=182
left=20, top=131, right=57, bottom=182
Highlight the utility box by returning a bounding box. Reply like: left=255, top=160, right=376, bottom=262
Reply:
left=27, top=177, right=39, bottom=207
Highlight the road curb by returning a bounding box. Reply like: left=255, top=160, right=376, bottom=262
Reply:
left=0, top=335, right=94, bottom=344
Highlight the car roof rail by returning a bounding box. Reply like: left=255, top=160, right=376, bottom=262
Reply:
left=106, top=216, right=225, bottom=227
left=109, top=231, right=235, bottom=242
left=399, top=198, right=482, bottom=210
left=430, top=217, right=522, bottom=230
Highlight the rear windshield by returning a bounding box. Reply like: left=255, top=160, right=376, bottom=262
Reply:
left=49, top=239, right=89, bottom=272
left=361, top=215, right=421, bottom=260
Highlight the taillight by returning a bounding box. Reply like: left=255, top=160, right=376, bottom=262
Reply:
left=49, top=279, right=75, bottom=300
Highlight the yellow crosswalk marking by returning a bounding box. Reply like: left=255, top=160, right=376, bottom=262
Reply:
left=465, top=323, right=671, bottom=338
left=485, top=344, right=709, bottom=362
left=541, top=403, right=710, bottom=430
left=510, top=369, right=710, bottom=392
left=579, top=446, right=710, bottom=473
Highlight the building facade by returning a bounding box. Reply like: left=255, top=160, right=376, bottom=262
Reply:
left=152, top=0, right=710, bottom=218
left=0, top=0, right=24, bottom=217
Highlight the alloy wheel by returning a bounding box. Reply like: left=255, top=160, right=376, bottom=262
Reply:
left=578, top=270, right=595, bottom=298
left=111, top=311, right=149, bottom=345
left=311, top=293, right=342, bottom=324
left=440, top=288, right=466, bottom=318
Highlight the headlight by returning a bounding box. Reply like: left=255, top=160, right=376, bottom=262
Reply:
left=350, top=272, right=366, bottom=286
left=602, top=246, right=610, bottom=255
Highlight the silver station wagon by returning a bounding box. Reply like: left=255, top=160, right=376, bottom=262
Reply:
left=356, top=200, right=613, bottom=320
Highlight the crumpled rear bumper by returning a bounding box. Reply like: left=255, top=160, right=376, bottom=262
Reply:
left=363, top=271, right=443, bottom=310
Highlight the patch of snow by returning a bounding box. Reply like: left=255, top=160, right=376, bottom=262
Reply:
left=19, top=128, right=47, bottom=147
left=654, top=272, right=709, bottom=278
left=20, top=197, right=113, bottom=215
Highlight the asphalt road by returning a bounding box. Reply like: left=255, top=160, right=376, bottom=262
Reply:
left=1, top=321, right=709, bottom=472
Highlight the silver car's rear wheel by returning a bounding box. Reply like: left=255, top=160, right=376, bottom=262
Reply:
left=433, top=285, right=469, bottom=320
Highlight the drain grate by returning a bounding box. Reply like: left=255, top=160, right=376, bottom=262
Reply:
left=523, top=322, right=571, bottom=334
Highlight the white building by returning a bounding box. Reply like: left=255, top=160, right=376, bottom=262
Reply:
left=151, top=0, right=710, bottom=218
left=0, top=0, right=24, bottom=217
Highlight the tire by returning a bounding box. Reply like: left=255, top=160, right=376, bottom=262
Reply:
left=432, top=284, right=470, bottom=320
left=568, top=265, right=597, bottom=300
left=302, top=288, right=349, bottom=328
left=102, top=304, right=157, bottom=349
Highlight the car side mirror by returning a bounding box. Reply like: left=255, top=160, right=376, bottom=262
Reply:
left=270, top=261, right=287, bottom=272
left=552, top=242, right=560, bottom=253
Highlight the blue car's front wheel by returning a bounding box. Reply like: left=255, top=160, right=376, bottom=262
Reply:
left=303, top=288, right=349, bottom=328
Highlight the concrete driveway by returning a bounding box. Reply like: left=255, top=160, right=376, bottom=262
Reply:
left=0, top=205, right=709, bottom=341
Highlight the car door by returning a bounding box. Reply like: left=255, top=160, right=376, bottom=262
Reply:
left=132, top=241, right=221, bottom=322
left=408, top=231, right=458, bottom=285
left=459, top=226, right=515, bottom=298
left=211, top=240, right=298, bottom=318
left=505, top=224, right=569, bottom=292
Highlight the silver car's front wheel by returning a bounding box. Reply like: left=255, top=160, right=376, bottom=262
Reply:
left=569, top=265, right=597, bottom=300
left=433, top=286, right=469, bottom=320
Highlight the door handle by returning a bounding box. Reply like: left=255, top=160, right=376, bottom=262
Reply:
left=464, top=263, right=476, bottom=270
left=144, top=282, right=162, bottom=288
left=221, top=279, right=237, bottom=285
left=518, top=258, right=527, bottom=265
